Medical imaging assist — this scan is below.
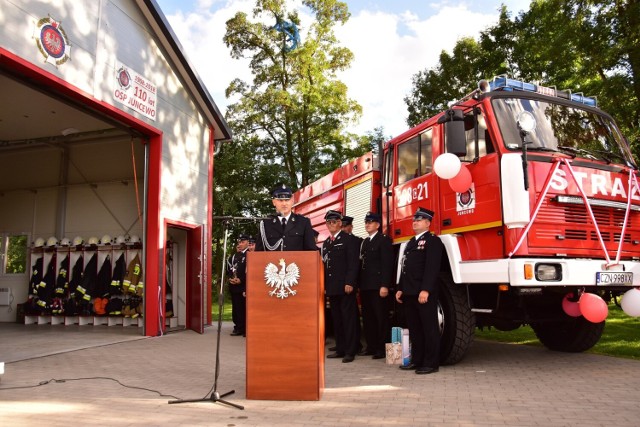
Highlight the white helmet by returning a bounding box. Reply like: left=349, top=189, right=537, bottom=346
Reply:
left=129, top=235, right=141, bottom=244
left=60, top=237, right=71, bottom=246
left=46, top=237, right=58, bottom=247
left=87, top=236, right=99, bottom=245
left=100, top=234, right=112, bottom=245
left=115, top=235, right=126, bottom=245
left=34, top=237, right=45, bottom=248
left=72, top=236, right=84, bottom=246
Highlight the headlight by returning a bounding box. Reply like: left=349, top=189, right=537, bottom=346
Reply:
left=535, top=263, right=562, bottom=281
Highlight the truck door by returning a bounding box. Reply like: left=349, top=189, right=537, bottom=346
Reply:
left=438, top=108, right=503, bottom=260
left=386, top=129, right=438, bottom=242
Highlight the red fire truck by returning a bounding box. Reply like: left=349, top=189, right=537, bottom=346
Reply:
left=293, top=76, right=640, bottom=365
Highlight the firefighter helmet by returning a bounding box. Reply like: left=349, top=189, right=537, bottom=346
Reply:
left=115, top=235, right=126, bottom=245
left=34, top=237, right=45, bottom=248
left=87, top=236, right=99, bottom=245
left=72, top=236, right=84, bottom=246
left=100, top=234, right=112, bottom=245
left=60, top=237, right=71, bottom=246
left=129, top=235, right=141, bottom=244
left=46, top=237, right=58, bottom=247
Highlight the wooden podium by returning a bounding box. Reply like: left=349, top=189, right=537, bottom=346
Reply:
left=246, top=251, right=324, bottom=400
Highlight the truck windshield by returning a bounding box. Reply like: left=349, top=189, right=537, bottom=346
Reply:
left=493, top=97, right=636, bottom=168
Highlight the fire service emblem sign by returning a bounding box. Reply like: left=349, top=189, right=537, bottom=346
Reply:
left=34, top=16, right=71, bottom=66
left=264, top=258, right=300, bottom=299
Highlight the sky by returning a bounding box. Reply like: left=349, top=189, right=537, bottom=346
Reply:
left=154, top=0, right=533, bottom=138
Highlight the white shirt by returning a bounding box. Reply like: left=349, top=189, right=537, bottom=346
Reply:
left=414, top=230, right=428, bottom=240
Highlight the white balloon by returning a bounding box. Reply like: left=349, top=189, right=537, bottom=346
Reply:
left=621, top=288, right=640, bottom=317
left=433, top=153, right=461, bottom=179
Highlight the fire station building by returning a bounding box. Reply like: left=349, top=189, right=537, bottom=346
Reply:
left=0, top=0, right=231, bottom=336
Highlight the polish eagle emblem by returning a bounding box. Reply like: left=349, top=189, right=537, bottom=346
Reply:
left=264, top=258, right=300, bottom=299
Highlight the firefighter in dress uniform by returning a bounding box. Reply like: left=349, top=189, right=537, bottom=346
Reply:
left=323, top=210, right=360, bottom=363
left=227, top=234, right=250, bottom=336
left=247, top=236, right=256, bottom=252
left=358, top=212, right=393, bottom=359
left=395, top=207, right=444, bottom=375
left=341, top=215, right=364, bottom=355
left=255, top=184, right=317, bottom=252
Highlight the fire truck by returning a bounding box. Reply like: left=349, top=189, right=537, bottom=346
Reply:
left=293, top=76, right=640, bottom=365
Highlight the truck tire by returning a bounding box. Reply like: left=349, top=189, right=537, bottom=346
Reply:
left=531, top=317, right=604, bottom=352
left=439, top=274, right=475, bottom=365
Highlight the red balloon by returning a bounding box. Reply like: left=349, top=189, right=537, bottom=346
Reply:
left=579, top=293, right=608, bottom=323
left=448, top=165, right=472, bottom=193
left=562, top=293, right=581, bottom=317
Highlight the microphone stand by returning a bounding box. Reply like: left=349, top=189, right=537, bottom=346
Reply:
left=169, top=220, right=244, bottom=409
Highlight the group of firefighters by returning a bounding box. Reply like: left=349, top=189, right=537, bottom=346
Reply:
left=226, top=184, right=444, bottom=375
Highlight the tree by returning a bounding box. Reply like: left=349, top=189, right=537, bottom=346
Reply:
left=222, top=0, right=362, bottom=191
left=404, top=0, right=640, bottom=156
left=212, top=0, right=367, bottom=282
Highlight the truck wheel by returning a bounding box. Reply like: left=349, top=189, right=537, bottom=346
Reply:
left=531, top=317, right=604, bottom=352
left=438, top=274, right=475, bottom=365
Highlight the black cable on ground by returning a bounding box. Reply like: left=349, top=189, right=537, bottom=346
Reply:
left=0, top=376, right=180, bottom=400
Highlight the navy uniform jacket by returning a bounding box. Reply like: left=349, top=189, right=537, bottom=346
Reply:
left=399, top=232, right=444, bottom=295
left=226, top=250, right=247, bottom=294
left=322, top=232, right=360, bottom=296
left=359, top=233, right=393, bottom=291
left=255, top=213, right=317, bottom=251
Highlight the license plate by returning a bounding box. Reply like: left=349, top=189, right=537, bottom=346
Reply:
left=596, top=272, right=633, bottom=285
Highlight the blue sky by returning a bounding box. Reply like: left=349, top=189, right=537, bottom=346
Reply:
left=155, top=0, right=532, bottom=137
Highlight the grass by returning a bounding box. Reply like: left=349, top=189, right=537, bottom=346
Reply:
left=212, top=299, right=233, bottom=321
left=475, top=303, right=640, bottom=360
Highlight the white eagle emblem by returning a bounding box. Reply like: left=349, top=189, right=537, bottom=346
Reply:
left=264, top=258, right=300, bottom=299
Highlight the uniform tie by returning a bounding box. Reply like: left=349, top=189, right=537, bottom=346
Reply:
left=281, top=217, right=287, bottom=230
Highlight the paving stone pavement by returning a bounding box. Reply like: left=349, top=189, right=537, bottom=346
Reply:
left=0, top=322, right=639, bottom=426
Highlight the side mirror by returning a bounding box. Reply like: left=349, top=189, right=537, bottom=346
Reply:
left=441, top=109, right=466, bottom=157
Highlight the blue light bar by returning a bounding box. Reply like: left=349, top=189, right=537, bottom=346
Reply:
left=488, top=76, right=597, bottom=107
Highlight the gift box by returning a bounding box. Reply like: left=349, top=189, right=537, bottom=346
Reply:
left=385, top=342, right=402, bottom=365
left=401, top=329, right=411, bottom=366
left=391, top=326, right=403, bottom=343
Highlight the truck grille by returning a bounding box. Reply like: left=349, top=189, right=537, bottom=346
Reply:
left=529, top=196, right=640, bottom=252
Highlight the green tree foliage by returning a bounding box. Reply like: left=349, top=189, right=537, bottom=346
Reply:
left=212, top=0, right=369, bottom=281
left=222, top=0, right=363, bottom=191
left=405, top=0, right=640, bottom=157
left=5, top=235, right=27, bottom=274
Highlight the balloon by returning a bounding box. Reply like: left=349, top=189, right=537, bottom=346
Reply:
left=562, top=293, right=581, bottom=317
left=448, top=165, right=472, bottom=193
left=620, top=288, right=640, bottom=317
left=579, top=293, right=608, bottom=323
left=433, top=153, right=461, bottom=179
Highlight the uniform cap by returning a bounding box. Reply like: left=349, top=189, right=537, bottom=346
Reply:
left=237, top=233, right=250, bottom=242
left=324, top=210, right=342, bottom=221
left=414, top=207, right=434, bottom=221
left=341, top=216, right=354, bottom=226
left=248, top=235, right=256, bottom=244
left=271, top=184, right=293, bottom=200
left=364, top=211, right=382, bottom=223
